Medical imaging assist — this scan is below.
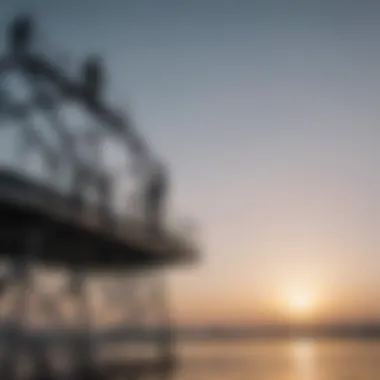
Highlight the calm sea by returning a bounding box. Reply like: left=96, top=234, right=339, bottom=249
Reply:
left=175, top=339, right=380, bottom=380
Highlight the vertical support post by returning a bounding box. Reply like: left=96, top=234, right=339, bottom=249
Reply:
left=1, top=226, right=44, bottom=379
left=151, top=271, right=175, bottom=380
left=157, top=274, right=174, bottom=362
left=69, top=239, right=93, bottom=379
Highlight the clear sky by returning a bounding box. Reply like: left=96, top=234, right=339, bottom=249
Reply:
left=1, top=0, right=380, bottom=326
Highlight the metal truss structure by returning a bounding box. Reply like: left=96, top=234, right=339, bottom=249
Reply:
left=0, top=15, right=197, bottom=380
left=0, top=14, right=161, bottom=222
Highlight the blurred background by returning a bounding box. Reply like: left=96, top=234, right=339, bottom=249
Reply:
left=1, top=0, right=380, bottom=379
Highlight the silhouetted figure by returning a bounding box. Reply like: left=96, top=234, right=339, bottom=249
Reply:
left=71, top=163, right=89, bottom=213
left=97, top=171, right=113, bottom=226
left=145, top=163, right=167, bottom=235
left=8, top=15, right=34, bottom=55
left=82, top=56, right=104, bottom=104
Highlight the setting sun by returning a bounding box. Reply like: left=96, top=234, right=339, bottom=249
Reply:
left=288, top=294, right=314, bottom=313
left=284, top=290, right=317, bottom=318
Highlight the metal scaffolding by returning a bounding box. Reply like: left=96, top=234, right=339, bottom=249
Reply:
left=0, top=14, right=198, bottom=380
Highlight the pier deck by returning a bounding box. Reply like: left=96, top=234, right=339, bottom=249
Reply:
left=0, top=168, right=197, bottom=271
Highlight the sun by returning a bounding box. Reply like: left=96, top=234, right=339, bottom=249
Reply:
left=285, top=291, right=316, bottom=317
left=288, top=294, right=313, bottom=312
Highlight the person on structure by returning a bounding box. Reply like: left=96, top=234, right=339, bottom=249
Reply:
left=8, top=15, right=34, bottom=55
left=82, top=56, right=104, bottom=104
left=97, top=170, right=112, bottom=226
left=71, top=161, right=90, bottom=212
left=145, top=162, right=168, bottom=236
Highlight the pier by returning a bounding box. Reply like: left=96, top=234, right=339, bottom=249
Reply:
left=0, top=14, right=198, bottom=380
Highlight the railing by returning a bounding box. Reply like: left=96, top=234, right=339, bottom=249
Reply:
left=0, top=167, right=198, bottom=259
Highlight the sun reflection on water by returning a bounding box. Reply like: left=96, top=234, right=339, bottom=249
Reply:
left=292, top=339, right=316, bottom=380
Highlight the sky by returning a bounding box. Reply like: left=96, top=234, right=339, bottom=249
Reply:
left=1, top=0, right=380, bottom=326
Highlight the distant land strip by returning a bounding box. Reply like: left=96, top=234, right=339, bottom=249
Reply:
left=1, top=323, right=380, bottom=344
left=177, top=324, right=380, bottom=341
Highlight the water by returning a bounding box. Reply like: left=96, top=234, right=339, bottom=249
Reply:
left=175, top=339, right=380, bottom=380
left=1, top=336, right=378, bottom=379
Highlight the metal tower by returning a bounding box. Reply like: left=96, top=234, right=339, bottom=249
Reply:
left=0, top=15, right=198, bottom=380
